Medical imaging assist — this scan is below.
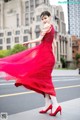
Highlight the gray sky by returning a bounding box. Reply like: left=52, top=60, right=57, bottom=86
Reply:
left=49, top=0, right=68, bottom=31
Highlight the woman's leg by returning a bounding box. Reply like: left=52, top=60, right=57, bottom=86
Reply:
left=43, top=94, right=52, bottom=109
left=39, top=93, right=52, bottom=113
left=50, top=95, right=59, bottom=113
left=40, top=94, right=52, bottom=111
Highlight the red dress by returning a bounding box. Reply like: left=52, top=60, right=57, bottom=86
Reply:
left=0, top=24, right=56, bottom=96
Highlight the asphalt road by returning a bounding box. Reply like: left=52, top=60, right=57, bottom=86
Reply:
left=0, top=76, right=80, bottom=115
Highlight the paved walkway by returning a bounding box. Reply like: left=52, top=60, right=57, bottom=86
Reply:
left=52, top=69, right=80, bottom=76
left=8, top=98, right=80, bottom=120
left=0, top=69, right=80, bottom=79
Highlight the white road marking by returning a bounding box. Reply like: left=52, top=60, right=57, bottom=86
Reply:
left=0, top=84, right=80, bottom=98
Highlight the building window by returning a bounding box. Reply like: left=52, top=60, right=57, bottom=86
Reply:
left=30, top=12, right=34, bottom=23
left=24, top=29, right=29, bottom=34
left=25, top=22, right=29, bottom=26
left=25, top=13, right=29, bottom=18
left=25, top=21, right=29, bottom=26
left=25, top=13, right=29, bottom=26
left=36, top=25, right=40, bottom=29
left=25, top=17, right=29, bottom=21
left=36, top=32, right=40, bottom=38
left=15, top=37, right=19, bottom=43
left=0, top=33, right=4, bottom=37
left=30, top=4, right=34, bottom=11
left=60, top=12, right=64, bottom=21
left=7, top=32, right=12, bottom=36
left=35, top=25, right=40, bottom=32
left=15, top=30, right=20, bottom=35
left=6, top=38, right=11, bottom=43
left=7, top=45, right=11, bottom=50
left=4, top=0, right=11, bottom=2
left=72, top=42, right=74, bottom=46
left=44, top=0, right=46, bottom=3
left=0, top=46, right=2, bottom=50
left=25, top=19, right=29, bottom=26
left=25, top=6, right=29, bottom=12
left=30, top=0, right=34, bottom=4
left=25, top=1, right=29, bottom=6
left=16, top=14, right=19, bottom=27
left=23, top=36, right=28, bottom=42
left=25, top=1, right=29, bottom=12
left=35, top=0, right=39, bottom=7
left=0, top=39, right=3, bottom=44
left=35, top=32, right=40, bottom=45
left=36, top=15, right=40, bottom=21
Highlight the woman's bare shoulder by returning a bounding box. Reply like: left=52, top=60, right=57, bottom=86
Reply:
left=43, top=23, right=51, bottom=28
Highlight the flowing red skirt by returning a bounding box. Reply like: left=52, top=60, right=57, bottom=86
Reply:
left=0, top=43, right=56, bottom=96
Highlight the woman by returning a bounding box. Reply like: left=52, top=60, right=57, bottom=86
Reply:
left=0, top=11, right=62, bottom=116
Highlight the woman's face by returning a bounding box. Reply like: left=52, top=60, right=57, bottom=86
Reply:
left=41, top=15, right=51, bottom=24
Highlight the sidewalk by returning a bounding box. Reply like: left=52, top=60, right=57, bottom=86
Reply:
left=8, top=98, right=80, bottom=120
left=0, top=69, right=80, bottom=79
left=52, top=69, right=80, bottom=76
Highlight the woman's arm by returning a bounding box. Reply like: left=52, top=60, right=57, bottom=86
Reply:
left=52, top=38, right=57, bottom=62
left=54, top=38, right=57, bottom=48
left=52, top=38, right=57, bottom=52
left=25, top=36, right=43, bottom=44
left=25, top=23, right=51, bottom=44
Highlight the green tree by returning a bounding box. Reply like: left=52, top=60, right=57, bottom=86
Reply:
left=75, top=53, right=80, bottom=66
left=0, top=50, right=9, bottom=58
left=7, top=44, right=27, bottom=55
left=0, top=44, right=27, bottom=58
left=60, top=56, right=67, bottom=68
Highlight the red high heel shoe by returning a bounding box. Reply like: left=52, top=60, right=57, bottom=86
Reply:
left=49, top=106, right=62, bottom=116
left=39, top=104, right=52, bottom=114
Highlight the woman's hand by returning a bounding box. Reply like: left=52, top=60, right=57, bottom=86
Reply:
left=24, top=40, right=33, bottom=44
left=24, top=39, right=41, bottom=44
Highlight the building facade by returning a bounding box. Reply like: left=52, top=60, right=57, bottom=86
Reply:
left=0, top=0, right=50, bottom=49
left=54, top=6, right=72, bottom=68
left=72, top=35, right=80, bottom=68
left=0, top=0, right=50, bottom=29
left=0, top=0, right=72, bottom=68
left=67, top=0, right=80, bottom=37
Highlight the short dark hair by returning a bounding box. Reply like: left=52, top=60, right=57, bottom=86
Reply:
left=40, top=11, right=51, bottom=18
